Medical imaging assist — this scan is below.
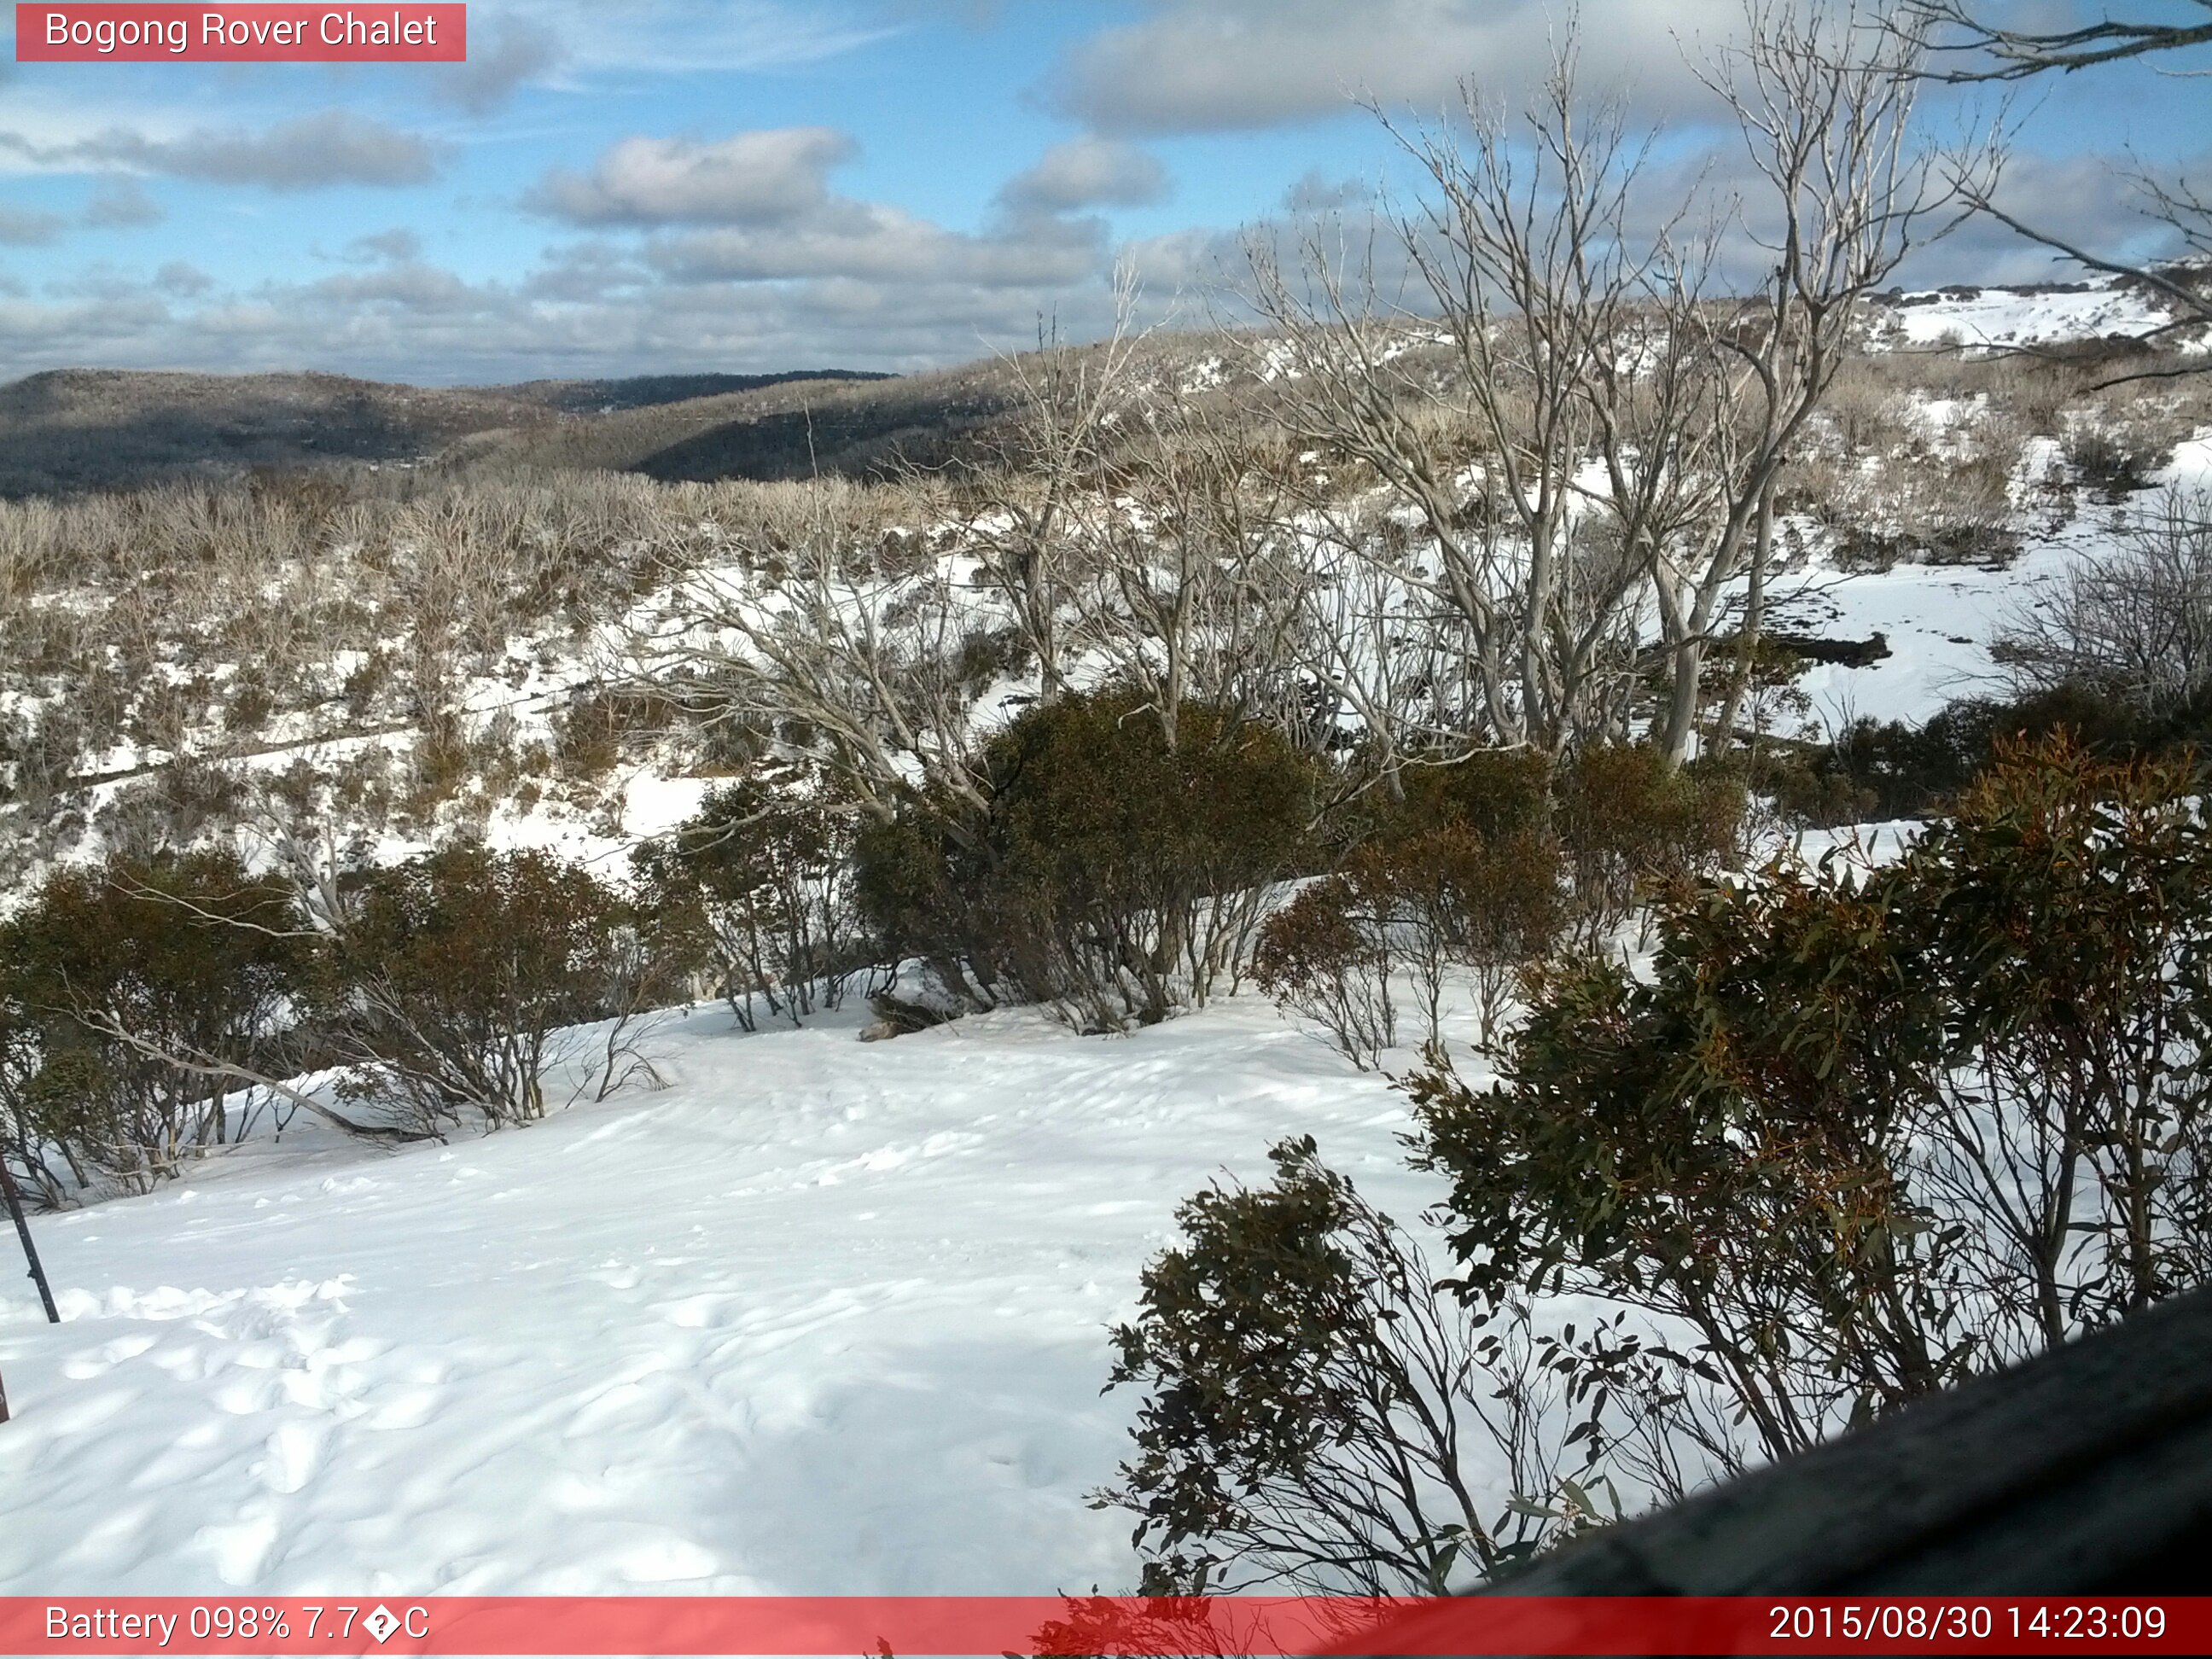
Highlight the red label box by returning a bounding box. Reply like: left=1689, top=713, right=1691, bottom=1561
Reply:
left=0, top=1596, right=2205, bottom=1656
left=15, top=4, right=467, bottom=62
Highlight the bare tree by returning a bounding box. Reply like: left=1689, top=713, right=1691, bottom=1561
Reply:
left=1285, top=501, right=1485, bottom=791
left=1243, top=10, right=1951, bottom=770
left=1910, top=0, right=2211, bottom=362
left=1687, top=0, right=1968, bottom=759
left=1243, top=53, right=1675, bottom=761
left=622, top=478, right=999, bottom=832
left=1912, top=0, right=2212, bottom=79
left=1066, top=386, right=1312, bottom=753
left=952, top=274, right=1147, bottom=701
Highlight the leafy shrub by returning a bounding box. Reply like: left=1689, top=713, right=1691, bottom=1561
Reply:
left=0, top=852, right=305, bottom=1199
left=315, top=846, right=643, bottom=1129
left=1412, top=735, right=2212, bottom=1486
left=1772, top=680, right=2212, bottom=826
left=1389, top=827, right=1567, bottom=1048
left=1763, top=704, right=1995, bottom=825
left=1259, top=751, right=1569, bottom=1060
left=1379, top=748, right=1555, bottom=847
left=637, top=762, right=872, bottom=1031
left=1251, top=879, right=1395, bottom=1069
left=1116, top=738, right=2212, bottom=1597
left=1555, top=745, right=1743, bottom=944
left=1901, top=739, right=2212, bottom=1341
left=853, top=798, right=1019, bottom=1010
left=1102, top=1136, right=1621, bottom=1595
left=855, top=692, right=1318, bottom=1031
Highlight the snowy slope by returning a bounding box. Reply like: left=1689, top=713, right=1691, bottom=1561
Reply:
left=1877, top=277, right=2177, bottom=350
left=1758, top=434, right=2212, bottom=730
left=0, top=999, right=1447, bottom=1596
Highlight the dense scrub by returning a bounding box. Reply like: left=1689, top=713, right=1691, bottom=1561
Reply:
left=636, top=763, right=876, bottom=1031
left=1770, top=492, right=2212, bottom=826
left=0, top=845, right=684, bottom=1202
left=1254, top=744, right=1739, bottom=1065
left=1109, top=737, right=2212, bottom=1592
left=0, top=852, right=303, bottom=1202
left=857, top=692, right=1318, bottom=1031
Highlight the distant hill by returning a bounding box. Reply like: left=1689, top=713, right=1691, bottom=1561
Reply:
left=494, top=370, right=890, bottom=417
left=0, top=366, right=894, bottom=498
left=452, top=361, right=1024, bottom=484
left=0, top=369, right=538, bottom=497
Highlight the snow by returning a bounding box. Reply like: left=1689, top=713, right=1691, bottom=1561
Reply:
left=1883, top=279, right=2173, bottom=351
left=1766, top=548, right=2053, bottom=728
left=1737, top=430, right=2212, bottom=732
left=4, top=267, right=2208, bottom=1597
left=0, top=998, right=1447, bottom=1595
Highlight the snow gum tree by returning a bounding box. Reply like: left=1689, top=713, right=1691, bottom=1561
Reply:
left=1244, top=3, right=1970, bottom=767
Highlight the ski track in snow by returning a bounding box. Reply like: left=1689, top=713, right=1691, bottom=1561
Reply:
left=0, top=1000, right=1445, bottom=1595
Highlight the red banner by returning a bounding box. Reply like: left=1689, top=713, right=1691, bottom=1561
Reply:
left=0, top=1597, right=2202, bottom=1656
left=14, top=5, right=466, bottom=62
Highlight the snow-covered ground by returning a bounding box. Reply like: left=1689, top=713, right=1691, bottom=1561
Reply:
left=3, top=278, right=2206, bottom=1595
left=1878, top=277, right=2180, bottom=351
left=0, top=999, right=1445, bottom=1595
left=1767, top=434, right=2212, bottom=730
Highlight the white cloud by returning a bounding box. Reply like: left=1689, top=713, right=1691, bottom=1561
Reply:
left=0, top=205, right=66, bottom=247
left=0, top=255, right=1121, bottom=382
left=0, top=111, right=445, bottom=190
left=999, top=137, right=1168, bottom=213
left=426, top=0, right=894, bottom=94
left=1047, top=0, right=1743, bottom=135
left=428, top=12, right=563, bottom=114
left=83, top=180, right=165, bottom=229
left=548, top=0, right=897, bottom=76
left=526, top=125, right=1115, bottom=309
left=154, top=260, right=212, bottom=296
left=647, top=206, right=1103, bottom=288
left=341, top=229, right=426, bottom=265
left=527, top=129, right=855, bottom=227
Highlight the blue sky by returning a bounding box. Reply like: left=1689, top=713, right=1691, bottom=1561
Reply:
left=0, top=0, right=2204, bottom=384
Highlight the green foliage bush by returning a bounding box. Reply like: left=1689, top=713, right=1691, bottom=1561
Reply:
left=0, top=852, right=304, bottom=1198
left=1384, top=826, right=1568, bottom=1045
left=1375, top=748, right=1556, bottom=847
left=637, top=762, right=871, bottom=1031
left=1251, top=878, right=1397, bottom=1068
left=1103, top=1136, right=1617, bottom=1594
left=1126, top=736, right=2212, bottom=1595
left=2, top=840, right=701, bottom=1202
left=1555, top=744, right=1743, bottom=943
left=1254, top=818, right=1567, bottom=1062
left=856, top=691, right=1318, bottom=1030
left=1769, top=684, right=2212, bottom=826
left=1413, top=735, right=2212, bottom=1469
left=317, top=846, right=648, bottom=1129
